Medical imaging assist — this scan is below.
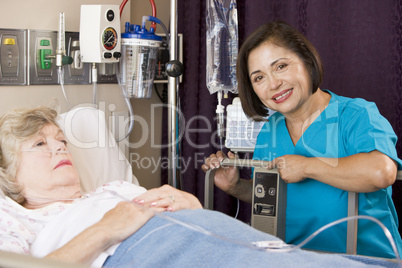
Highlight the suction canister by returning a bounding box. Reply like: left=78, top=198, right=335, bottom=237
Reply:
left=120, top=22, right=162, bottom=98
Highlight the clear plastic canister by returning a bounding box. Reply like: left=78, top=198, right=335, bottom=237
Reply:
left=120, top=23, right=162, bottom=98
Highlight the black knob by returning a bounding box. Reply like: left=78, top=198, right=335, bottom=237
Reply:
left=104, top=52, right=112, bottom=59
left=113, top=52, right=122, bottom=59
left=165, top=60, right=184, bottom=77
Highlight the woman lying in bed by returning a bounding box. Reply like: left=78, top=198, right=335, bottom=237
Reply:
left=0, top=106, right=395, bottom=267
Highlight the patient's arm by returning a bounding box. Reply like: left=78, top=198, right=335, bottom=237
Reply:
left=45, top=201, right=153, bottom=265
left=133, top=184, right=202, bottom=212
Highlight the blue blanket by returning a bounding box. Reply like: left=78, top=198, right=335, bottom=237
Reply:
left=104, top=209, right=398, bottom=267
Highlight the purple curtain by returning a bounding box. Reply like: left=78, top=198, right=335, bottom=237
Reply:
left=163, top=0, right=402, bottom=228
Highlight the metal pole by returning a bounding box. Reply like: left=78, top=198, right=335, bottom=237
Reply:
left=168, top=0, right=179, bottom=188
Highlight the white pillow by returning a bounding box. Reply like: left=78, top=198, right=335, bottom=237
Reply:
left=57, top=107, right=139, bottom=193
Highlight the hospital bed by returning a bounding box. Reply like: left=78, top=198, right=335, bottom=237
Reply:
left=0, top=107, right=400, bottom=267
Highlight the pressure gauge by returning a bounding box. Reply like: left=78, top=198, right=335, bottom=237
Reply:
left=102, top=27, right=118, bottom=50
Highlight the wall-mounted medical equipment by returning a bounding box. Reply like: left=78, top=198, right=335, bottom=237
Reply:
left=0, top=29, right=26, bottom=85
left=79, top=5, right=121, bottom=106
left=204, top=158, right=286, bottom=240
left=119, top=21, right=162, bottom=98
left=79, top=5, right=121, bottom=64
left=27, top=12, right=73, bottom=88
left=64, top=31, right=90, bottom=85
left=27, top=30, right=58, bottom=85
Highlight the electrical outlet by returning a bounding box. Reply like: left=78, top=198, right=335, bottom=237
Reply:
left=64, top=31, right=90, bottom=85
left=0, top=28, right=27, bottom=85
left=28, top=30, right=58, bottom=85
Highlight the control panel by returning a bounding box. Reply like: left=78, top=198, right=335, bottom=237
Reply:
left=252, top=168, right=287, bottom=241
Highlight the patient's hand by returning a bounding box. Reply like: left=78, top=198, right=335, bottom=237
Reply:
left=132, top=185, right=202, bottom=212
left=98, top=201, right=154, bottom=244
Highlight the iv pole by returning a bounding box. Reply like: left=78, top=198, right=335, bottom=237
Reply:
left=118, top=0, right=180, bottom=187
left=168, top=0, right=179, bottom=188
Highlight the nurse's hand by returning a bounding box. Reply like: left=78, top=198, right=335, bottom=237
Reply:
left=201, top=151, right=240, bottom=194
left=267, top=154, right=308, bottom=183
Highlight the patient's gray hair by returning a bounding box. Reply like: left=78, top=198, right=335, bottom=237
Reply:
left=0, top=106, right=59, bottom=204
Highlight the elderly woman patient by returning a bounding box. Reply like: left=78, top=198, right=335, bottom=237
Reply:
left=0, top=106, right=395, bottom=268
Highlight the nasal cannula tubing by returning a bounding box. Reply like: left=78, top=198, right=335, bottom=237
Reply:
left=21, top=150, right=71, bottom=155
left=25, top=189, right=402, bottom=263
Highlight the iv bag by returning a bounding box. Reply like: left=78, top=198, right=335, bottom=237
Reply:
left=206, top=0, right=238, bottom=95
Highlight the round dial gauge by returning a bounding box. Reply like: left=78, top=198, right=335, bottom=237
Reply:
left=102, top=27, right=118, bottom=50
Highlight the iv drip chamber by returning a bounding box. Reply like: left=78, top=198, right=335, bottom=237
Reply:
left=120, top=22, right=162, bottom=98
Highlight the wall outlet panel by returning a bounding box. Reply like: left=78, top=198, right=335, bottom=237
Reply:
left=0, top=29, right=27, bottom=85
left=28, top=30, right=58, bottom=85
left=64, top=31, right=90, bottom=85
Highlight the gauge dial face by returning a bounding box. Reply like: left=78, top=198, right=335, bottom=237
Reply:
left=102, top=27, right=118, bottom=50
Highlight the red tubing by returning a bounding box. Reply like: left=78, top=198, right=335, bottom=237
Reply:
left=149, top=0, right=157, bottom=30
left=120, top=0, right=157, bottom=30
left=119, top=0, right=129, bottom=17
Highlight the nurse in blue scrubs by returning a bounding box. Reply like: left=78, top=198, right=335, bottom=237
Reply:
left=202, top=21, right=402, bottom=258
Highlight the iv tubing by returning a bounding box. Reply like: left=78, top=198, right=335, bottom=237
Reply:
left=116, top=62, right=135, bottom=142
left=108, top=191, right=402, bottom=263
left=117, top=95, right=135, bottom=142
left=57, top=67, right=70, bottom=107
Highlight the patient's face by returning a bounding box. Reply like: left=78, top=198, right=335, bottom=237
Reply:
left=16, top=124, right=81, bottom=206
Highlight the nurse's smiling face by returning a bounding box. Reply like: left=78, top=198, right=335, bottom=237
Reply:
left=248, top=42, right=313, bottom=117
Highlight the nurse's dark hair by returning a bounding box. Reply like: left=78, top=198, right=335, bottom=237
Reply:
left=237, top=21, right=323, bottom=120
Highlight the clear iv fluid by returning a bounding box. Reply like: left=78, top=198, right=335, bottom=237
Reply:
left=206, top=0, right=238, bottom=95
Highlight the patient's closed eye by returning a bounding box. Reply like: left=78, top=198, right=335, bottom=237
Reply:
left=34, top=140, right=46, bottom=148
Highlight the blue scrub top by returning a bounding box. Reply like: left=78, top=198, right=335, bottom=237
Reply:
left=253, top=90, right=402, bottom=258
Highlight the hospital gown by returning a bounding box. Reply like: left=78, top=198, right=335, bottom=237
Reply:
left=253, top=89, right=402, bottom=258
left=0, top=180, right=147, bottom=267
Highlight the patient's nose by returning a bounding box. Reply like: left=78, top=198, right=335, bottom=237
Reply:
left=52, top=139, right=68, bottom=153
